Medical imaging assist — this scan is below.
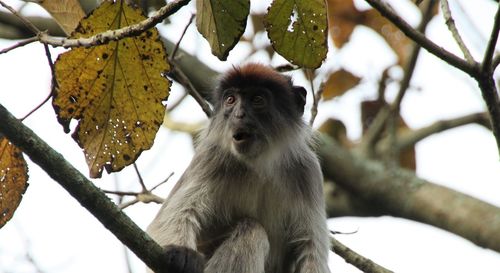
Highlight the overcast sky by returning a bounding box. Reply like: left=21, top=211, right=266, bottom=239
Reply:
left=1, top=0, right=500, bottom=272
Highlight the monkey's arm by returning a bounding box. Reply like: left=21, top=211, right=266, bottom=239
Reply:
left=147, top=175, right=207, bottom=248
left=289, top=160, right=331, bottom=273
left=146, top=171, right=210, bottom=273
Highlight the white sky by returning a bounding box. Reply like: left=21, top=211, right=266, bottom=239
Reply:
left=0, top=0, right=500, bottom=272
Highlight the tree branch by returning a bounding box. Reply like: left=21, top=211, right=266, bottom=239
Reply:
left=0, top=104, right=174, bottom=273
left=364, top=0, right=480, bottom=76
left=396, top=112, right=490, bottom=150
left=319, top=135, right=500, bottom=253
left=331, top=236, right=394, bottom=273
left=440, top=0, right=475, bottom=63
left=36, top=0, right=190, bottom=48
left=481, top=3, right=500, bottom=73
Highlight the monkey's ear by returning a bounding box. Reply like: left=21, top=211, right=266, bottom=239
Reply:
left=293, top=86, right=307, bottom=115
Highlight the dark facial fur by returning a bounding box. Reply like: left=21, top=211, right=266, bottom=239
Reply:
left=207, top=64, right=307, bottom=159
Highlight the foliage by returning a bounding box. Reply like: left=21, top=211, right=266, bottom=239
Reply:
left=196, top=0, right=250, bottom=60
left=52, top=1, right=170, bottom=178
left=266, top=0, right=328, bottom=68
left=0, top=137, right=28, bottom=228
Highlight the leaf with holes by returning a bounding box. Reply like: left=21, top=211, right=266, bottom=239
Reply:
left=323, top=69, right=360, bottom=100
left=266, top=0, right=328, bottom=68
left=53, top=1, right=170, bottom=178
left=0, top=137, right=29, bottom=228
left=196, top=0, right=250, bottom=60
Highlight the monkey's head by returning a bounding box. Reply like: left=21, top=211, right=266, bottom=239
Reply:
left=209, top=63, right=307, bottom=159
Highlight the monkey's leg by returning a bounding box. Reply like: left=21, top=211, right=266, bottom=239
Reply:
left=205, top=218, right=270, bottom=273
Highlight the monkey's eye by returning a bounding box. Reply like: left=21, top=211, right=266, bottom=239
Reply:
left=225, top=95, right=236, bottom=105
left=252, top=95, right=265, bottom=107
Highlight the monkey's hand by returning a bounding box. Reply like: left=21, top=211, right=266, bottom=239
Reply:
left=161, top=245, right=205, bottom=273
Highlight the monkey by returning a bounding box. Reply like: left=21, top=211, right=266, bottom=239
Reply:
left=147, top=63, right=331, bottom=273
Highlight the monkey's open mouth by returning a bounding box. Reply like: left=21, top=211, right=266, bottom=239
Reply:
left=232, top=131, right=253, bottom=143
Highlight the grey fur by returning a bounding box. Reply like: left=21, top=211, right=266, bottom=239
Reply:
left=147, top=65, right=331, bottom=273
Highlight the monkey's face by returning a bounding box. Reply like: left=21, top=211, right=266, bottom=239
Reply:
left=220, top=87, right=275, bottom=158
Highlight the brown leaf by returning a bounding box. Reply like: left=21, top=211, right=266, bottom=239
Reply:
left=0, top=137, right=29, bottom=228
left=323, top=69, right=361, bottom=100
left=326, top=0, right=362, bottom=48
left=38, top=0, right=86, bottom=34
left=361, top=100, right=416, bottom=170
left=361, top=9, right=413, bottom=66
left=318, top=118, right=351, bottom=148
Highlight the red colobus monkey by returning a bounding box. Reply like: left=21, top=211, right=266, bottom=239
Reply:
left=147, top=63, right=330, bottom=273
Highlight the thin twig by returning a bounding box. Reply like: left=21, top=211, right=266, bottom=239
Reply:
left=481, top=2, right=500, bottom=73
left=170, top=14, right=195, bottom=61
left=167, top=91, right=188, bottom=111
left=364, top=0, right=479, bottom=76
left=493, top=54, right=500, bottom=71
left=170, top=64, right=213, bottom=117
left=102, top=189, right=139, bottom=196
left=150, top=172, right=174, bottom=191
left=20, top=43, right=54, bottom=121
left=331, top=236, right=394, bottom=273
left=0, top=0, right=40, bottom=34
left=36, top=0, right=191, bottom=48
left=360, top=0, right=435, bottom=153
left=133, top=163, right=147, bottom=191
left=307, top=69, right=319, bottom=126
left=440, top=0, right=475, bottom=63
left=0, top=36, right=38, bottom=54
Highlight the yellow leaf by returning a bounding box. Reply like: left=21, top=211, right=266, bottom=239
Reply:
left=0, top=137, right=29, bottom=228
left=53, top=1, right=170, bottom=178
left=323, top=69, right=360, bottom=100
left=38, top=0, right=86, bottom=34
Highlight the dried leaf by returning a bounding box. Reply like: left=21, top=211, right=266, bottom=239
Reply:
left=318, top=118, right=351, bottom=148
left=266, top=0, right=328, bottom=68
left=0, top=138, right=29, bottom=228
left=53, top=1, right=170, bottom=178
left=38, top=0, right=86, bottom=34
left=196, top=0, right=250, bottom=60
left=361, top=100, right=416, bottom=170
left=323, top=69, right=361, bottom=100
left=326, top=0, right=362, bottom=48
left=361, top=9, right=413, bottom=66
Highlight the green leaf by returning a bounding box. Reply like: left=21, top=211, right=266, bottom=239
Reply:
left=53, top=1, right=170, bottom=178
left=266, top=0, right=328, bottom=68
left=196, top=0, right=250, bottom=60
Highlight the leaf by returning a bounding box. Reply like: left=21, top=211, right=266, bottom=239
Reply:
left=38, top=0, right=86, bottom=34
left=323, top=69, right=361, bottom=100
left=361, top=100, right=416, bottom=170
left=326, top=0, right=362, bottom=48
left=361, top=9, right=413, bottom=66
left=318, top=118, right=351, bottom=148
left=0, top=137, right=29, bottom=228
left=266, top=0, right=328, bottom=68
left=53, top=1, right=170, bottom=178
left=196, top=0, right=250, bottom=60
